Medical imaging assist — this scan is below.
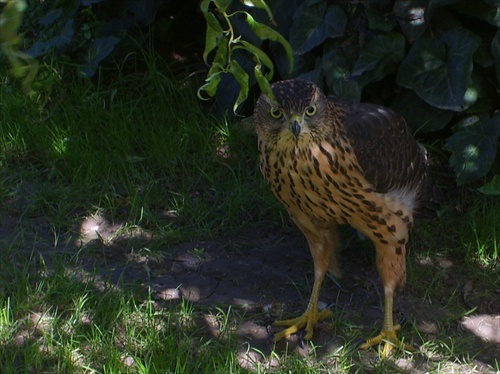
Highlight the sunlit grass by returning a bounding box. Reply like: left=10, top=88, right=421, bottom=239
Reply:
left=0, top=236, right=247, bottom=373
left=460, top=196, right=499, bottom=266
left=0, top=60, right=283, bottom=372
left=1, top=59, right=499, bottom=372
left=0, top=62, right=280, bottom=241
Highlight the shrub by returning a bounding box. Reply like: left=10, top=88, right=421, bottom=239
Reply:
left=200, top=0, right=500, bottom=188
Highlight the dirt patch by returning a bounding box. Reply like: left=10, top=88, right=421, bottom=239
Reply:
left=2, top=208, right=499, bottom=372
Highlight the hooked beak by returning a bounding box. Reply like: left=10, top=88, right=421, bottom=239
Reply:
left=291, top=120, right=301, bottom=139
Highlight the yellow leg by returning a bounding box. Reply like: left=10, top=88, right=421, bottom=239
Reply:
left=273, top=267, right=331, bottom=341
left=360, top=288, right=416, bottom=357
left=273, top=219, right=338, bottom=342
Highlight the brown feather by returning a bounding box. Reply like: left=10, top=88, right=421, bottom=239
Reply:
left=254, top=79, right=440, bottom=351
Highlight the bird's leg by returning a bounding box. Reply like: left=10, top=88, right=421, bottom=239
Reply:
left=273, top=265, right=332, bottom=341
left=272, top=221, right=338, bottom=342
left=360, top=243, right=416, bottom=357
left=360, top=285, right=415, bottom=356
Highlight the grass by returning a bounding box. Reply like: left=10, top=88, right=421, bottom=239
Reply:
left=0, top=60, right=283, bottom=240
left=0, top=241, right=243, bottom=373
left=460, top=196, right=499, bottom=265
left=0, top=236, right=360, bottom=373
left=1, top=56, right=499, bottom=373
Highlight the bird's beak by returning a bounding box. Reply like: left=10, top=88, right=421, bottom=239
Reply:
left=291, top=120, right=301, bottom=139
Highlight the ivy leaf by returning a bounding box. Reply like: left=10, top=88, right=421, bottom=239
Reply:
left=492, top=30, right=500, bottom=87
left=449, top=1, right=500, bottom=28
left=365, top=6, right=396, bottom=32
left=81, top=36, right=120, bottom=77
left=393, top=0, right=428, bottom=42
left=322, top=46, right=361, bottom=101
left=331, top=78, right=362, bottom=102
left=290, top=0, right=346, bottom=55
left=478, top=175, right=500, bottom=196
left=445, top=113, right=500, bottom=185
left=391, top=90, right=454, bottom=133
left=427, top=0, right=462, bottom=14
left=38, top=8, right=63, bottom=26
left=352, top=32, right=406, bottom=87
left=397, top=28, right=481, bottom=111
left=26, top=19, right=74, bottom=58
left=297, top=68, right=322, bottom=85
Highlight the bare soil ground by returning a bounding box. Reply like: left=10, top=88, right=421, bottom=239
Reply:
left=2, top=205, right=499, bottom=373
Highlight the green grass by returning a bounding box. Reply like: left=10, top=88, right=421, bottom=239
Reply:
left=460, top=196, right=499, bottom=265
left=0, top=61, right=283, bottom=240
left=0, top=236, right=357, bottom=373
left=0, top=240, right=244, bottom=373
left=1, top=58, right=499, bottom=372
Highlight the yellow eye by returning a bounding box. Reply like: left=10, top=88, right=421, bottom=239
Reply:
left=305, top=105, right=317, bottom=117
left=270, top=108, right=283, bottom=119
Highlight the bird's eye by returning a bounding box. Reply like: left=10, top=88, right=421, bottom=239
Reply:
left=269, top=108, right=283, bottom=119
left=305, top=105, right=317, bottom=117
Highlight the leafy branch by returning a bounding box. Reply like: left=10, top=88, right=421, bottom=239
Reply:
left=198, top=0, right=294, bottom=112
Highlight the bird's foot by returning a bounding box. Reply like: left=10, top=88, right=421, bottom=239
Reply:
left=359, top=324, right=416, bottom=358
left=272, top=308, right=332, bottom=342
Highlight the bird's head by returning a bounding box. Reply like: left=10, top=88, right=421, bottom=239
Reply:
left=254, top=79, right=327, bottom=142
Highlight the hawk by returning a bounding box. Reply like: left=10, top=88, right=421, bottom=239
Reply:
left=253, top=79, right=439, bottom=356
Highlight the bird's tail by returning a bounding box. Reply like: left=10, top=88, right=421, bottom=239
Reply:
left=415, top=182, right=441, bottom=218
left=415, top=144, right=441, bottom=218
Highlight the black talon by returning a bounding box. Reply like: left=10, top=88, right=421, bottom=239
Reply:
left=325, top=302, right=337, bottom=310
left=353, top=338, right=366, bottom=348
left=264, top=319, right=275, bottom=328
left=266, top=334, right=276, bottom=347
left=299, top=330, right=308, bottom=349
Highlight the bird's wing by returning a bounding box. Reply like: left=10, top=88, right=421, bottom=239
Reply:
left=335, top=99, right=427, bottom=194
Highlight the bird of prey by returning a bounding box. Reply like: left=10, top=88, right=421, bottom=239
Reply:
left=253, top=79, right=439, bottom=356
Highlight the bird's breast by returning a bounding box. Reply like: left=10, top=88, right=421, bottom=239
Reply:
left=259, top=138, right=371, bottom=225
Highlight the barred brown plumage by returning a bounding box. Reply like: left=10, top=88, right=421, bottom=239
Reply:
left=254, top=79, right=440, bottom=356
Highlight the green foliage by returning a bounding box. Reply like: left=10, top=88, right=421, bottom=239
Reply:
left=201, top=0, right=500, bottom=186
left=0, top=0, right=38, bottom=94
left=0, top=241, right=244, bottom=372
left=445, top=113, right=500, bottom=184
left=396, top=29, right=481, bottom=111
left=289, top=1, right=346, bottom=54
left=14, top=0, right=166, bottom=77
left=478, top=174, right=500, bottom=196
left=0, top=56, right=279, bottom=239
left=461, top=196, right=500, bottom=265
left=199, top=0, right=294, bottom=112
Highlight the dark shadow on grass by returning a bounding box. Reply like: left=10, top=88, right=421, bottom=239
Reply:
left=1, top=204, right=499, bottom=372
